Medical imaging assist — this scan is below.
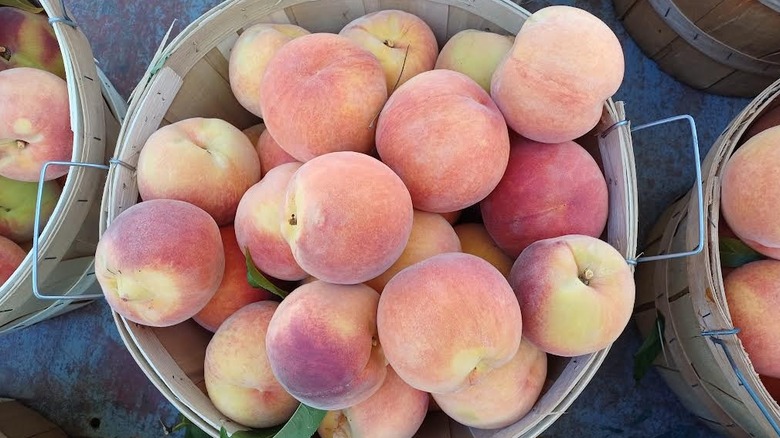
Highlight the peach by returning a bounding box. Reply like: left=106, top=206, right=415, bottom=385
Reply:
left=339, top=9, right=438, bottom=94
left=0, top=174, right=60, bottom=243
left=491, top=5, right=624, bottom=143
left=192, top=226, right=277, bottom=333
left=721, top=126, right=780, bottom=259
left=136, top=117, right=262, bottom=226
left=480, top=135, right=609, bottom=258
left=376, top=69, right=510, bottom=213
left=0, top=235, right=25, bottom=284
left=281, top=151, right=413, bottom=285
left=0, top=67, right=72, bottom=181
left=365, top=210, right=461, bottom=293
left=229, top=23, right=310, bottom=118
left=743, top=105, right=780, bottom=141
left=233, top=162, right=308, bottom=281
left=431, top=337, right=547, bottom=429
left=723, top=260, right=780, bottom=378
left=435, top=29, right=514, bottom=93
left=760, top=375, right=780, bottom=402
left=234, top=162, right=307, bottom=281
left=318, top=366, right=428, bottom=438
left=0, top=7, right=65, bottom=78
left=94, top=199, right=225, bottom=327
left=441, top=209, right=461, bottom=225
left=454, top=222, right=513, bottom=278
left=260, top=33, right=387, bottom=162
left=256, top=128, right=297, bottom=174
left=265, top=281, right=387, bottom=410
left=377, top=252, right=523, bottom=394
left=242, top=123, right=264, bottom=147
left=509, top=234, right=634, bottom=357
left=204, top=301, right=298, bottom=428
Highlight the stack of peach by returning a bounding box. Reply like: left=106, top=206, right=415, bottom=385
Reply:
left=719, top=104, right=780, bottom=404
left=0, top=7, right=74, bottom=287
left=96, top=5, right=635, bottom=436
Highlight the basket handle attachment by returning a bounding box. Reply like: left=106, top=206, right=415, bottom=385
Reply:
left=32, top=159, right=133, bottom=301
left=44, top=0, right=78, bottom=28
left=603, top=115, right=705, bottom=265
left=701, top=329, right=780, bottom=436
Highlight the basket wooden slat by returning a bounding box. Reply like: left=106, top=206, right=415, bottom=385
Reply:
left=0, top=1, right=126, bottom=333
left=101, top=0, right=638, bottom=436
left=614, top=0, right=780, bottom=97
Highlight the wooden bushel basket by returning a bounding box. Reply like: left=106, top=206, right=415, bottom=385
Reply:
left=614, top=0, right=780, bottom=98
left=634, top=79, right=780, bottom=437
left=0, top=0, right=127, bottom=334
left=100, top=0, right=638, bottom=436
left=0, top=398, right=67, bottom=438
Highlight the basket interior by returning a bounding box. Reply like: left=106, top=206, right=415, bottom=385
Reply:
left=110, top=0, right=637, bottom=436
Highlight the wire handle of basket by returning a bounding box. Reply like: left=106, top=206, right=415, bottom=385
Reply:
left=41, top=0, right=78, bottom=28
left=613, top=114, right=705, bottom=266
left=31, top=159, right=129, bottom=301
left=701, top=329, right=780, bottom=436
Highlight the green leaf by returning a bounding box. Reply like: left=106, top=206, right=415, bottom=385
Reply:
left=219, top=404, right=326, bottom=438
left=633, top=312, right=665, bottom=382
left=169, top=414, right=210, bottom=438
left=719, top=237, right=765, bottom=268
left=244, top=248, right=289, bottom=299
left=0, top=0, right=44, bottom=13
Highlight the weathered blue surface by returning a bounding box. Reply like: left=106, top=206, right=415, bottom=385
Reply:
left=0, top=0, right=760, bottom=437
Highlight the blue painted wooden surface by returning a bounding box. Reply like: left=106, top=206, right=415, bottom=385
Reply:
left=0, top=0, right=758, bottom=437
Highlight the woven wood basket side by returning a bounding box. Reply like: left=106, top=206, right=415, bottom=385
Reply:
left=101, top=1, right=638, bottom=437
left=614, top=0, right=780, bottom=97
left=0, top=0, right=111, bottom=330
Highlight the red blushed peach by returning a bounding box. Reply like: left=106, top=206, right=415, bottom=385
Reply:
left=192, top=226, right=276, bottom=333
left=265, top=281, right=387, bottom=410
left=365, top=210, right=461, bottom=293
left=229, top=23, right=310, bottom=118
left=377, top=252, right=523, bottom=394
left=723, top=260, right=780, bottom=378
left=490, top=5, right=623, bottom=143
left=94, top=199, right=225, bottom=327
left=760, top=375, right=780, bottom=402
left=0, top=235, right=25, bottom=284
left=431, top=337, right=547, bottom=429
left=318, top=366, right=428, bottom=438
left=721, top=126, right=780, bottom=259
left=281, top=151, right=413, bottom=285
left=376, top=69, right=510, bottom=213
left=339, top=9, right=439, bottom=94
left=234, top=162, right=307, bottom=281
left=0, top=67, right=72, bottom=181
left=205, top=301, right=299, bottom=428
left=454, top=222, right=513, bottom=278
left=256, top=128, right=297, bottom=174
left=137, top=117, right=262, bottom=226
left=0, top=7, right=65, bottom=77
left=260, top=33, right=387, bottom=162
left=480, top=135, right=609, bottom=258
left=509, top=234, right=635, bottom=357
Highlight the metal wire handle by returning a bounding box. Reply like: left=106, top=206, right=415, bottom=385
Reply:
left=701, top=329, right=780, bottom=436
left=32, top=161, right=109, bottom=301
left=629, top=114, right=705, bottom=265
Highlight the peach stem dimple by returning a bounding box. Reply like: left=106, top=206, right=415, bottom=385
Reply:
left=16, top=140, right=27, bottom=149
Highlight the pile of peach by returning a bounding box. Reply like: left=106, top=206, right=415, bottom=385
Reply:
left=96, top=5, right=636, bottom=436
left=0, top=7, right=73, bottom=286
left=719, top=105, right=780, bottom=402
